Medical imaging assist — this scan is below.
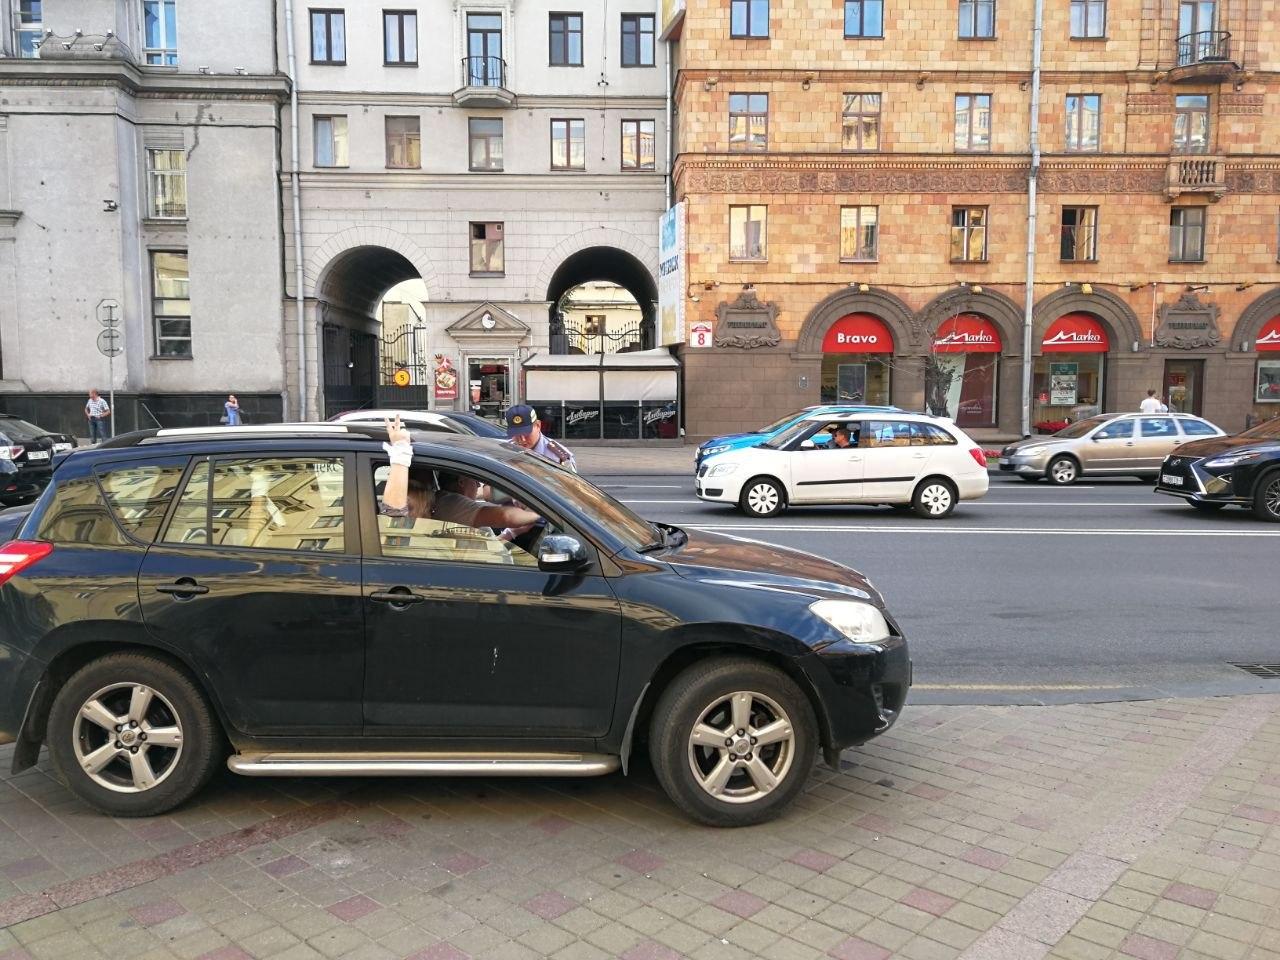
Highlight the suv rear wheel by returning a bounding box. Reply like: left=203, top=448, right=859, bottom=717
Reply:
left=47, top=653, right=221, bottom=817
left=648, top=658, right=816, bottom=827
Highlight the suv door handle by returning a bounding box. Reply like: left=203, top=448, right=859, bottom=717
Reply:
left=370, top=589, right=425, bottom=606
left=154, top=579, right=208, bottom=598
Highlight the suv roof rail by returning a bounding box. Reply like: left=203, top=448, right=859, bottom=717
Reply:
left=95, top=423, right=396, bottom=448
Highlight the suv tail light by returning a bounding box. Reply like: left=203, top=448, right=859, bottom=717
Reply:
left=0, top=445, right=23, bottom=460
left=968, top=448, right=988, bottom=468
left=0, top=541, right=53, bottom=586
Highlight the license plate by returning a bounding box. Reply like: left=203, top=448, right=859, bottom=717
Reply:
left=53, top=443, right=73, bottom=453
left=998, top=458, right=1011, bottom=466
left=25, top=450, right=49, bottom=461
left=1161, top=473, right=1183, bottom=487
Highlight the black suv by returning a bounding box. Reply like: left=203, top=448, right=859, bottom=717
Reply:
left=1155, top=416, right=1280, bottom=520
left=0, top=425, right=910, bottom=826
left=0, top=414, right=74, bottom=506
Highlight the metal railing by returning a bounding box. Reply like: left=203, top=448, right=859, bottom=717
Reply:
left=1176, top=30, right=1231, bottom=67
left=461, top=55, right=506, bottom=88
left=550, top=318, right=650, bottom=356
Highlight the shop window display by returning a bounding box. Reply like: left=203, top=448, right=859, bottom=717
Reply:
left=820, top=314, right=893, bottom=405
left=927, top=314, right=1001, bottom=428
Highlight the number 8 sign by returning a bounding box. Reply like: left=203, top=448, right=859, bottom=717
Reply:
left=690, top=322, right=713, bottom=348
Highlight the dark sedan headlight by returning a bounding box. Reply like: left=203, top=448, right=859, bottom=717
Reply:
left=810, top=600, right=891, bottom=644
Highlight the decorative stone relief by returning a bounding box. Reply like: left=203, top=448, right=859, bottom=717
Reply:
left=1155, top=293, right=1221, bottom=350
left=714, top=290, right=781, bottom=349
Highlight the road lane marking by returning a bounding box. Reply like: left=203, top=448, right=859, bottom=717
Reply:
left=685, top=524, right=1280, bottom=537
left=913, top=683, right=1136, bottom=691
left=621, top=500, right=1162, bottom=506
left=598, top=484, right=684, bottom=489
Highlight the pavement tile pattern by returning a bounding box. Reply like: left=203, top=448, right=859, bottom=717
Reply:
left=1, top=695, right=1277, bottom=960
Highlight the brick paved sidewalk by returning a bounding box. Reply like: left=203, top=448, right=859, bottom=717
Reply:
left=1, top=695, right=1277, bottom=960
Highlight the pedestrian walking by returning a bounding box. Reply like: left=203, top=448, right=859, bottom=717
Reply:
left=85, top=389, right=110, bottom=443
left=1139, top=389, right=1163, bottom=414
left=222, top=394, right=242, bottom=425
left=502, top=405, right=576, bottom=472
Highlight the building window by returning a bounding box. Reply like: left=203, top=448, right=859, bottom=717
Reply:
left=310, top=9, right=345, bottom=64
left=550, top=118, right=586, bottom=170
left=840, top=206, right=879, bottom=262
left=468, top=118, right=503, bottom=171
left=313, top=115, right=348, bottom=167
left=385, top=116, right=421, bottom=168
left=1169, top=207, right=1205, bottom=262
left=842, top=93, right=881, bottom=151
left=729, top=205, right=767, bottom=261
left=151, top=251, right=191, bottom=358
left=844, top=0, right=883, bottom=37
left=1065, top=94, right=1101, bottom=151
left=146, top=149, right=187, bottom=219
left=951, top=206, right=988, bottom=261
left=621, top=13, right=656, bottom=66
left=1173, top=95, right=1209, bottom=154
left=1070, top=0, right=1106, bottom=37
left=621, top=119, right=656, bottom=170
left=16, top=0, right=42, bottom=58
left=549, top=12, right=582, bottom=66
left=954, top=94, right=991, bottom=151
left=383, top=10, right=417, bottom=65
left=1060, top=207, right=1098, bottom=261
left=466, top=12, right=503, bottom=86
left=1178, top=0, right=1217, bottom=63
left=728, top=93, right=768, bottom=151
left=1257, top=360, right=1280, bottom=402
left=142, top=0, right=178, bottom=64
left=730, top=0, right=769, bottom=37
left=470, top=222, right=504, bottom=275
left=958, top=0, right=995, bottom=37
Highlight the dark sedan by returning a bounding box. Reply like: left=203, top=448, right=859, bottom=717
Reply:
left=0, top=414, right=74, bottom=506
left=1155, top=416, right=1280, bottom=520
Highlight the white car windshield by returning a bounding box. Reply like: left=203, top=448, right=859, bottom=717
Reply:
left=762, top=420, right=825, bottom=450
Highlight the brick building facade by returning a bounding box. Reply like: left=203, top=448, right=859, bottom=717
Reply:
left=664, top=0, right=1280, bottom=441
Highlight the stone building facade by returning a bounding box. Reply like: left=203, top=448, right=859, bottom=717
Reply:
left=0, top=0, right=288, bottom=436
left=664, top=0, right=1280, bottom=440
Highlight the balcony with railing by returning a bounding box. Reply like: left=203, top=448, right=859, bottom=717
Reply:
left=454, top=55, right=515, bottom=108
left=1166, top=156, right=1226, bottom=201
left=1171, top=31, right=1236, bottom=81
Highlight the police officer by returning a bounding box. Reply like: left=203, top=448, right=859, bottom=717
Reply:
left=503, top=405, right=577, bottom=473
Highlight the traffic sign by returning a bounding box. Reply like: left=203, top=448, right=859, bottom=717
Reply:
left=97, top=328, right=123, bottom=358
left=96, top=299, right=121, bottom=327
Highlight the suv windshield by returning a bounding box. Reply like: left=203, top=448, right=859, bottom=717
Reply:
left=1053, top=415, right=1112, bottom=439
left=1238, top=416, right=1280, bottom=441
left=508, top=452, right=657, bottom=549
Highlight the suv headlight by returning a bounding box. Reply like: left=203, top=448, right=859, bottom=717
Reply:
left=706, top=461, right=739, bottom=477
left=1204, top=451, right=1261, bottom=469
left=810, top=600, right=891, bottom=644
left=701, top=444, right=731, bottom=457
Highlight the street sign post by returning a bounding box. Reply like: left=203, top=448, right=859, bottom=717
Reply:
left=95, top=308, right=123, bottom=438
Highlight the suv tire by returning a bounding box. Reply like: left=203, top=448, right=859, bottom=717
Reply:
left=47, top=653, right=222, bottom=817
left=648, top=658, right=816, bottom=827
left=1253, top=470, right=1280, bottom=523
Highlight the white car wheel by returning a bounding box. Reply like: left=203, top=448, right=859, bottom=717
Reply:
left=740, top=478, right=784, bottom=518
left=912, top=479, right=956, bottom=519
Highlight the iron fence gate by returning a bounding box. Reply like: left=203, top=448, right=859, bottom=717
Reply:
left=322, top=324, right=432, bottom=417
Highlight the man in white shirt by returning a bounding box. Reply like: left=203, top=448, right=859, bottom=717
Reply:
left=1139, top=389, right=1164, bottom=414
left=85, top=390, right=110, bottom=443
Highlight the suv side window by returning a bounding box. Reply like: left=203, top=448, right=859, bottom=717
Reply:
left=1094, top=419, right=1133, bottom=440
left=161, top=457, right=346, bottom=553
left=37, top=461, right=185, bottom=546
left=97, top=464, right=186, bottom=542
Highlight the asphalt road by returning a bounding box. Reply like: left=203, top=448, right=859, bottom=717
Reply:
left=588, top=471, right=1279, bottom=706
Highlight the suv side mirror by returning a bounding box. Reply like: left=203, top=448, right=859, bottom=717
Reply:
left=537, top=534, right=589, bottom=573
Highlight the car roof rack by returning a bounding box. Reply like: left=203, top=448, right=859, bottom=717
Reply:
left=94, top=423, right=395, bottom=448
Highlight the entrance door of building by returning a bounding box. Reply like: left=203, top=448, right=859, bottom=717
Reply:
left=1163, top=359, right=1204, bottom=416
left=467, top=357, right=512, bottom=422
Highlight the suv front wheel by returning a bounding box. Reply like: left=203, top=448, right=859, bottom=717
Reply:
left=47, top=653, right=222, bottom=817
left=648, top=658, right=817, bottom=827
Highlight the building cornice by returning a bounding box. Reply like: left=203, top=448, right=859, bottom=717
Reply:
left=291, top=171, right=668, bottom=191
left=296, top=90, right=665, bottom=110
left=0, top=60, right=290, bottom=101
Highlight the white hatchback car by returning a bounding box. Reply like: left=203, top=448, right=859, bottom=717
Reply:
left=695, top=412, right=990, bottom=519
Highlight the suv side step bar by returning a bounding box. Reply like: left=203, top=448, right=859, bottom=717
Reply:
left=227, top=752, right=620, bottom=778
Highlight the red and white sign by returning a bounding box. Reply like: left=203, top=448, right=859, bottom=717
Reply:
left=690, top=321, right=713, bottom=348
left=1041, top=313, right=1110, bottom=353
left=1257, top=316, right=1280, bottom=352
left=822, top=314, right=894, bottom=353
left=932, top=314, right=1002, bottom=353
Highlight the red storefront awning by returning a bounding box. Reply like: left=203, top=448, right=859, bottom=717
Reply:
left=822, top=313, right=894, bottom=353
left=932, top=314, right=1002, bottom=353
left=1042, top=313, right=1110, bottom=353
left=1257, top=316, right=1280, bottom=352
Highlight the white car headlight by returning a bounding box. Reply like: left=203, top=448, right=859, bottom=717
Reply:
left=706, top=461, right=740, bottom=477
left=809, top=600, right=891, bottom=644
left=701, top=444, right=731, bottom=457
left=1204, top=451, right=1260, bottom=468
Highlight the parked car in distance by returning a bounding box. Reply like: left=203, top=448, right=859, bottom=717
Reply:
left=0, top=414, right=75, bottom=506
left=1155, top=415, right=1280, bottom=520
left=998, top=412, right=1224, bottom=485
left=696, top=412, right=989, bottom=519
left=328, top=408, right=507, bottom=439
left=0, top=424, right=910, bottom=827
left=695, top=404, right=903, bottom=466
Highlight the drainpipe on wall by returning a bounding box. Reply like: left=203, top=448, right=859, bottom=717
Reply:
left=283, top=0, right=308, bottom=420
left=1020, top=0, right=1044, bottom=439
left=664, top=39, right=674, bottom=210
